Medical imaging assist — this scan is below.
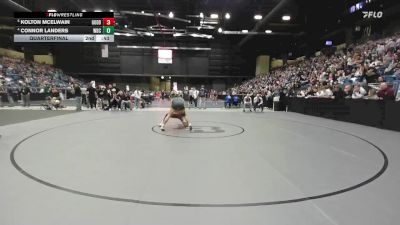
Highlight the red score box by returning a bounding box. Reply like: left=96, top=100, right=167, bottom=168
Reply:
left=102, top=18, right=115, bottom=26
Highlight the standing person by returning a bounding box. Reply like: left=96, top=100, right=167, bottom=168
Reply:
left=20, top=83, right=31, bottom=107
left=133, top=88, right=142, bottom=109
left=0, top=85, right=4, bottom=107
left=159, top=91, right=192, bottom=131
left=191, top=87, right=199, bottom=108
left=188, top=87, right=194, bottom=108
left=198, top=85, right=207, bottom=109
left=73, top=83, right=82, bottom=111
left=6, top=85, right=14, bottom=106
left=161, top=90, right=166, bottom=101
left=87, top=82, right=97, bottom=109
left=213, top=89, right=219, bottom=106
left=209, top=89, right=214, bottom=103
left=183, top=86, right=190, bottom=104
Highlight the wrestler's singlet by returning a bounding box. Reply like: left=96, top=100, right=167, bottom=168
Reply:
left=171, top=97, right=185, bottom=110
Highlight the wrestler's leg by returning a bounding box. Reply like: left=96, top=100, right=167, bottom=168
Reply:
left=160, top=113, right=171, bottom=131
left=159, top=113, right=168, bottom=126
left=180, top=116, right=192, bottom=130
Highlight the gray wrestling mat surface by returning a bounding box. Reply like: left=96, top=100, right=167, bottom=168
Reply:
left=0, top=110, right=76, bottom=126
left=0, top=109, right=399, bottom=225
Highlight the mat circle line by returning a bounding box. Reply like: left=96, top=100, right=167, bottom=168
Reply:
left=10, top=117, right=388, bottom=207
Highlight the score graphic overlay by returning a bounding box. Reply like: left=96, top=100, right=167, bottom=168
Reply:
left=14, top=12, right=115, bottom=43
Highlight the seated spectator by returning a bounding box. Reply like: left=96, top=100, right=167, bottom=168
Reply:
left=224, top=94, right=232, bottom=108
left=232, top=95, right=240, bottom=107
left=364, top=88, right=379, bottom=100
left=227, top=33, right=400, bottom=101
left=253, top=94, right=264, bottom=112
left=352, top=84, right=367, bottom=99
left=297, top=89, right=306, bottom=98
left=243, top=94, right=253, bottom=112
left=343, top=84, right=353, bottom=98
left=109, top=91, right=121, bottom=110
left=97, top=86, right=109, bottom=110
left=377, top=82, right=395, bottom=100
left=317, top=83, right=333, bottom=98
left=365, top=66, right=379, bottom=83
left=332, top=85, right=345, bottom=99
left=50, top=85, right=61, bottom=109
left=306, top=87, right=317, bottom=98
left=120, top=91, right=131, bottom=110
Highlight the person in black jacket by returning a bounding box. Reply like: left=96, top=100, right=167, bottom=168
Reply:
left=73, top=83, right=82, bottom=111
left=20, top=84, right=31, bottom=107
left=87, top=83, right=97, bottom=109
left=332, top=85, right=345, bottom=99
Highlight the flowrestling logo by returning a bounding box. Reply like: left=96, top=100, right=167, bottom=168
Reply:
left=362, top=11, right=383, bottom=19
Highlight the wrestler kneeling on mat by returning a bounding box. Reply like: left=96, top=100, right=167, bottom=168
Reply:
left=159, top=91, right=192, bottom=131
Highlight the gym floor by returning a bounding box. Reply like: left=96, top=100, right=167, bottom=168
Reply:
left=0, top=108, right=399, bottom=225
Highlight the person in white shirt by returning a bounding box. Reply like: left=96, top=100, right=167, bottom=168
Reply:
left=352, top=84, right=367, bottom=99
left=243, top=94, right=252, bottom=112
left=190, top=87, right=199, bottom=108
left=253, top=94, right=264, bottom=112
left=132, top=89, right=142, bottom=109
left=317, top=85, right=333, bottom=98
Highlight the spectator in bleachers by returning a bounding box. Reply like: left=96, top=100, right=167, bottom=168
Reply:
left=352, top=84, right=367, bottom=99
left=343, top=84, right=353, bottom=99
left=365, top=88, right=379, bottom=100
left=316, top=83, right=333, bottom=98
left=377, top=82, right=395, bottom=100
left=229, top=32, right=400, bottom=102
left=332, top=85, right=345, bottom=99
